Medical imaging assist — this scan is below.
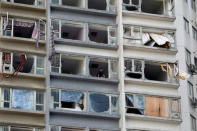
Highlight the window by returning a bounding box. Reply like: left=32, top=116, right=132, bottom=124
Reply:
left=4, top=0, right=45, bottom=7
left=51, top=53, right=118, bottom=79
left=125, top=94, right=181, bottom=119
left=188, top=81, right=194, bottom=98
left=122, top=0, right=174, bottom=16
left=184, top=18, right=190, bottom=34
left=1, top=17, right=46, bottom=40
left=51, top=89, right=119, bottom=115
left=0, top=125, right=43, bottom=131
left=124, top=58, right=176, bottom=83
left=1, top=52, right=45, bottom=75
left=123, top=25, right=176, bottom=49
left=191, top=0, right=196, bottom=12
left=186, top=49, right=191, bottom=67
left=51, top=126, right=85, bottom=131
left=0, top=88, right=44, bottom=111
left=51, top=19, right=117, bottom=45
left=191, top=115, right=196, bottom=131
left=194, top=57, right=197, bottom=69
left=192, top=27, right=197, bottom=40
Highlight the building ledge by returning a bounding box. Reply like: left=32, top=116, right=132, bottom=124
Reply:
left=123, top=44, right=177, bottom=55
left=125, top=78, right=179, bottom=88
left=126, top=114, right=182, bottom=124
left=0, top=36, right=46, bottom=45
left=50, top=108, right=120, bottom=119
left=0, top=1, right=46, bottom=11
left=0, top=108, right=45, bottom=116
left=122, top=11, right=176, bottom=22
left=55, top=38, right=118, bottom=50
left=51, top=4, right=116, bottom=17
left=50, top=72, right=119, bottom=84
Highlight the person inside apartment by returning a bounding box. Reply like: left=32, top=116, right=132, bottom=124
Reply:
left=97, top=67, right=105, bottom=78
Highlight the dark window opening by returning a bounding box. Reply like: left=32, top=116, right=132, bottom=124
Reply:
left=126, top=73, right=142, bottom=79
left=13, top=21, right=34, bottom=38
left=89, top=59, right=108, bottom=78
left=88, top=25, right=108, bottom=44
left=141, top=0, right=164, bottom=15
left=62, top=0, right=84, bottom=8
left=13, top=54, right=34, bottom=73
left=88, top=0, right=107, bottom=10
left=61, top=23, right=84, bottom=41
left=61, top=55, right=85, bottom=75
left=123, top=0, right=139, bottom=11
left=14, top=0, right=35, bottom=5
left=144, top=62, right=167, bottom=81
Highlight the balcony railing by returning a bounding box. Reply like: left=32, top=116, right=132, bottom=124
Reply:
left=123, top=25, right=176, bottom=49
left=122, top=0, right=175, bottom=17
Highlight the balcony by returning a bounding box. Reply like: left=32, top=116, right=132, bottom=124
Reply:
left=1, top=0, right=45, bottom=8
left=123, top=25, right=176, bottom=50
left=124, top=58, right=179, bottom=84
left=51, top=89, right=119, bottom=116
left=52, top=19, right=117, bottom=49
left=125, top=93, right=181, bottom=121
left=122, top=0, right=174, bottom=18
left=51, top=54, right=118, bottom=81
left=1, top=17, right=46, bottom=43
left=51, top=0, right=116, bottom=13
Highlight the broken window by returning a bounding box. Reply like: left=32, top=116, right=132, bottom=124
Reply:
left=61, top=20, right=85, bottom=41
left=61, top=55, right=86, bottom=75
left=125, top=58, right=177, bottom=83
left=88, top=0, right=107, bottom=10
left=0, top=88, right=44, bottom=111
left=123, top=0, right=173, bottom=16
left=61, top=90, right=84, bottom=111
left=2, top=17, right=46, bottom=40
left=123, top=25, right=176, bottom=49
left=1, top=52, right=45, bottom=75
left=4, top=0, right=45, bottom=7
left=51, top=126, right=84, bottom=131
left=61, top=0, right=85, bottom=8
left=124, top=59, right=143, bottom=79
left=126, top=93, right=180, bottom=119
left=126, top=94, right=145, bottom=115
left=88, top=24, right=117, bottom=45
left=144, top=61, right=168, bottom=81
left=0, top=125, right=43, bottom=131
left=89, top=58, right=109, bottom=78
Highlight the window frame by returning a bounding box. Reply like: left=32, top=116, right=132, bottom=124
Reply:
left=188, top=81, right=194, bottom=99
left=185, top=49, right=192, bottom=67
left=0, top=87, right=45, bottom=112
left=192, top=26, right=197, bottom=40
left=184, top=17, right=190, bottom=34
left=191, top=115, right=197, bottom=131
left=0, top=125, right=44, bottom=131
left=191, top=0, right=196, bottom=12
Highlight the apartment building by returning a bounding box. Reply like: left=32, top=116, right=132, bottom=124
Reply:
left=0, top=0, right=47, bottom=130
left=0, top=0, right=196, bottom=131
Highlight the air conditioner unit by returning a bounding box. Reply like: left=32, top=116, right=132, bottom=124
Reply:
left=189, top=64, right=197, bottom=74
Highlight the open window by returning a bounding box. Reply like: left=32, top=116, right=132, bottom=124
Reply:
left=88, top=0, right=107, bottom=10
left=123, top=25, right=176, bottom=49
left=61, top=55, right=86, bottom=75
left=126, top=94, right=145, bottom=115
left=61, top=0, right=85, bottom=8
left=144, top=61, right=168, bottom=81
left=89, top=58, right=109, bottom=78
left=5, top=0, right=45, bottom=7
left=61, top=21, right=85, bottom=41
left=141, top=0, right=164, bottom=15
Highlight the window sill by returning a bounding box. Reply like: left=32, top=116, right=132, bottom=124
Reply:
left=51, top=4, right=116, bottom=17
left=0, top=36, right=46, bottom=45
left=50, top=108, right=120, bottom=119
left=0, top=108, right=45, bottom=116
left=122, top=11, right=176, bottom=22
left=124, top=78, right=179, bottom=88
left=126, top=113, right=182, bottom=123
left=55, top=38, right=118, bottom=50
left=1, top=1, right=46, bottom=11
left=123, top=44, right=177, bottom=55
left=0, top=72, right=45, bottom=79
left=50, top=72, right=119, bottom=84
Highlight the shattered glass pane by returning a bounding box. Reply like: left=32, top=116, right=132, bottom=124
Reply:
left=126, top=94, right=134, bottom=107
left=12, top=89, right=34, bottom=110
left=111, top=96, right=119, bottom=114
left=136, top=95, right=144, bottom=108
left=90, top=93, right=109, bottom=113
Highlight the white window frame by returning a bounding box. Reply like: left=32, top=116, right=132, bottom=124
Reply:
left=188, top=81, right=194, bottom=99
left=191, top=115, right=197, bottom=131
left=192, top=26, right=197, bottom=40
left=191, top=0, right=196, bottom=12
left=0, top=125, right=44, bottom=131
left=184, top=18, right=190, bottom=34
